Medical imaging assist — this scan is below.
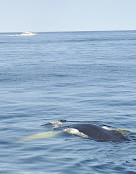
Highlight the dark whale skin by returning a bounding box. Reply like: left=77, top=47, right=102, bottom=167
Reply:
left=68, top=124, right=129, bottom=142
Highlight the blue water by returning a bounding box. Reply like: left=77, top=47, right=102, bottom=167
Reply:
left=1, top=31, right=136, bottom=174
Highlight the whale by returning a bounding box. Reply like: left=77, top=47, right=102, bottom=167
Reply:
left=64, top=123, right=129, bottom=142
left=20, top=120, right=130, bottom=142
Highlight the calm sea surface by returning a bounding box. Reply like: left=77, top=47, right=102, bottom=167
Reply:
left=0, top=31, right=136, bottom=174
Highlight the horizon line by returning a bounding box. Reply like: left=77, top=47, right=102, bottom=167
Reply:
left=0, top=29, right=136, bottom=33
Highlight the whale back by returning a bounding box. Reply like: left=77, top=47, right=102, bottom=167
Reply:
left=68, top=124, right=129, bottom=142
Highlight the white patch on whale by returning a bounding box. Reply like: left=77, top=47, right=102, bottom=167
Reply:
left=102, top=126, right=131, bottom=134
left=102, top=126, right=113, bottom=130
left=64, top=128, right=89, bottom=138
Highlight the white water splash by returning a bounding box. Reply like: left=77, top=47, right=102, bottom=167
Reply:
left=49, top=120, right=63, bottom=129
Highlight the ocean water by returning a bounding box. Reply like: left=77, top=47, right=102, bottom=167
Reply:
left=0, top=31, right=136, bottom=174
